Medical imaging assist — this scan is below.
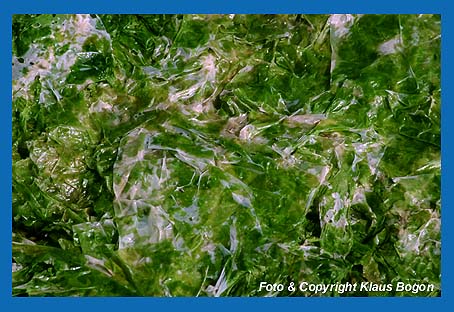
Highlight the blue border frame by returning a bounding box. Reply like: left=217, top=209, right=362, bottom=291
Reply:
left=2, top=1, right=450, bottom=311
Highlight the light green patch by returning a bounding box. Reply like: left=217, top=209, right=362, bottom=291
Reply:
left=12, top=14, right=440, bottom=297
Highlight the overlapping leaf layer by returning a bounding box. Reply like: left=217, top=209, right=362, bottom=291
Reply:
left=12, top=14, right=440, bottom=296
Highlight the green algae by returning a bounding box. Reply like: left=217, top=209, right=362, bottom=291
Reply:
left=12, top=14, right=440, bottom=297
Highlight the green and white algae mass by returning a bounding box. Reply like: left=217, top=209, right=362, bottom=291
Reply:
left=12, top=14, right=440, bottom=296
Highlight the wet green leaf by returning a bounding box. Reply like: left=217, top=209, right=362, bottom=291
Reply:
left=12, top=14, right=440, bottom=297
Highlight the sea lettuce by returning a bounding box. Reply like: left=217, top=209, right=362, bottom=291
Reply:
left=12, top=14, right=440, bottom=296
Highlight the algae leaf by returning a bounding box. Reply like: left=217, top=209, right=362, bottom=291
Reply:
left=12, top=14, right=440, bottom=297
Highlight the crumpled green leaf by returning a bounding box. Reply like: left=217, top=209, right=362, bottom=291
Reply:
left=12, top=14, right=440, bottom=297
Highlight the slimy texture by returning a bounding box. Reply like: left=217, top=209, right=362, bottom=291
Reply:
left=13, top=14, right=440, bottom=296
